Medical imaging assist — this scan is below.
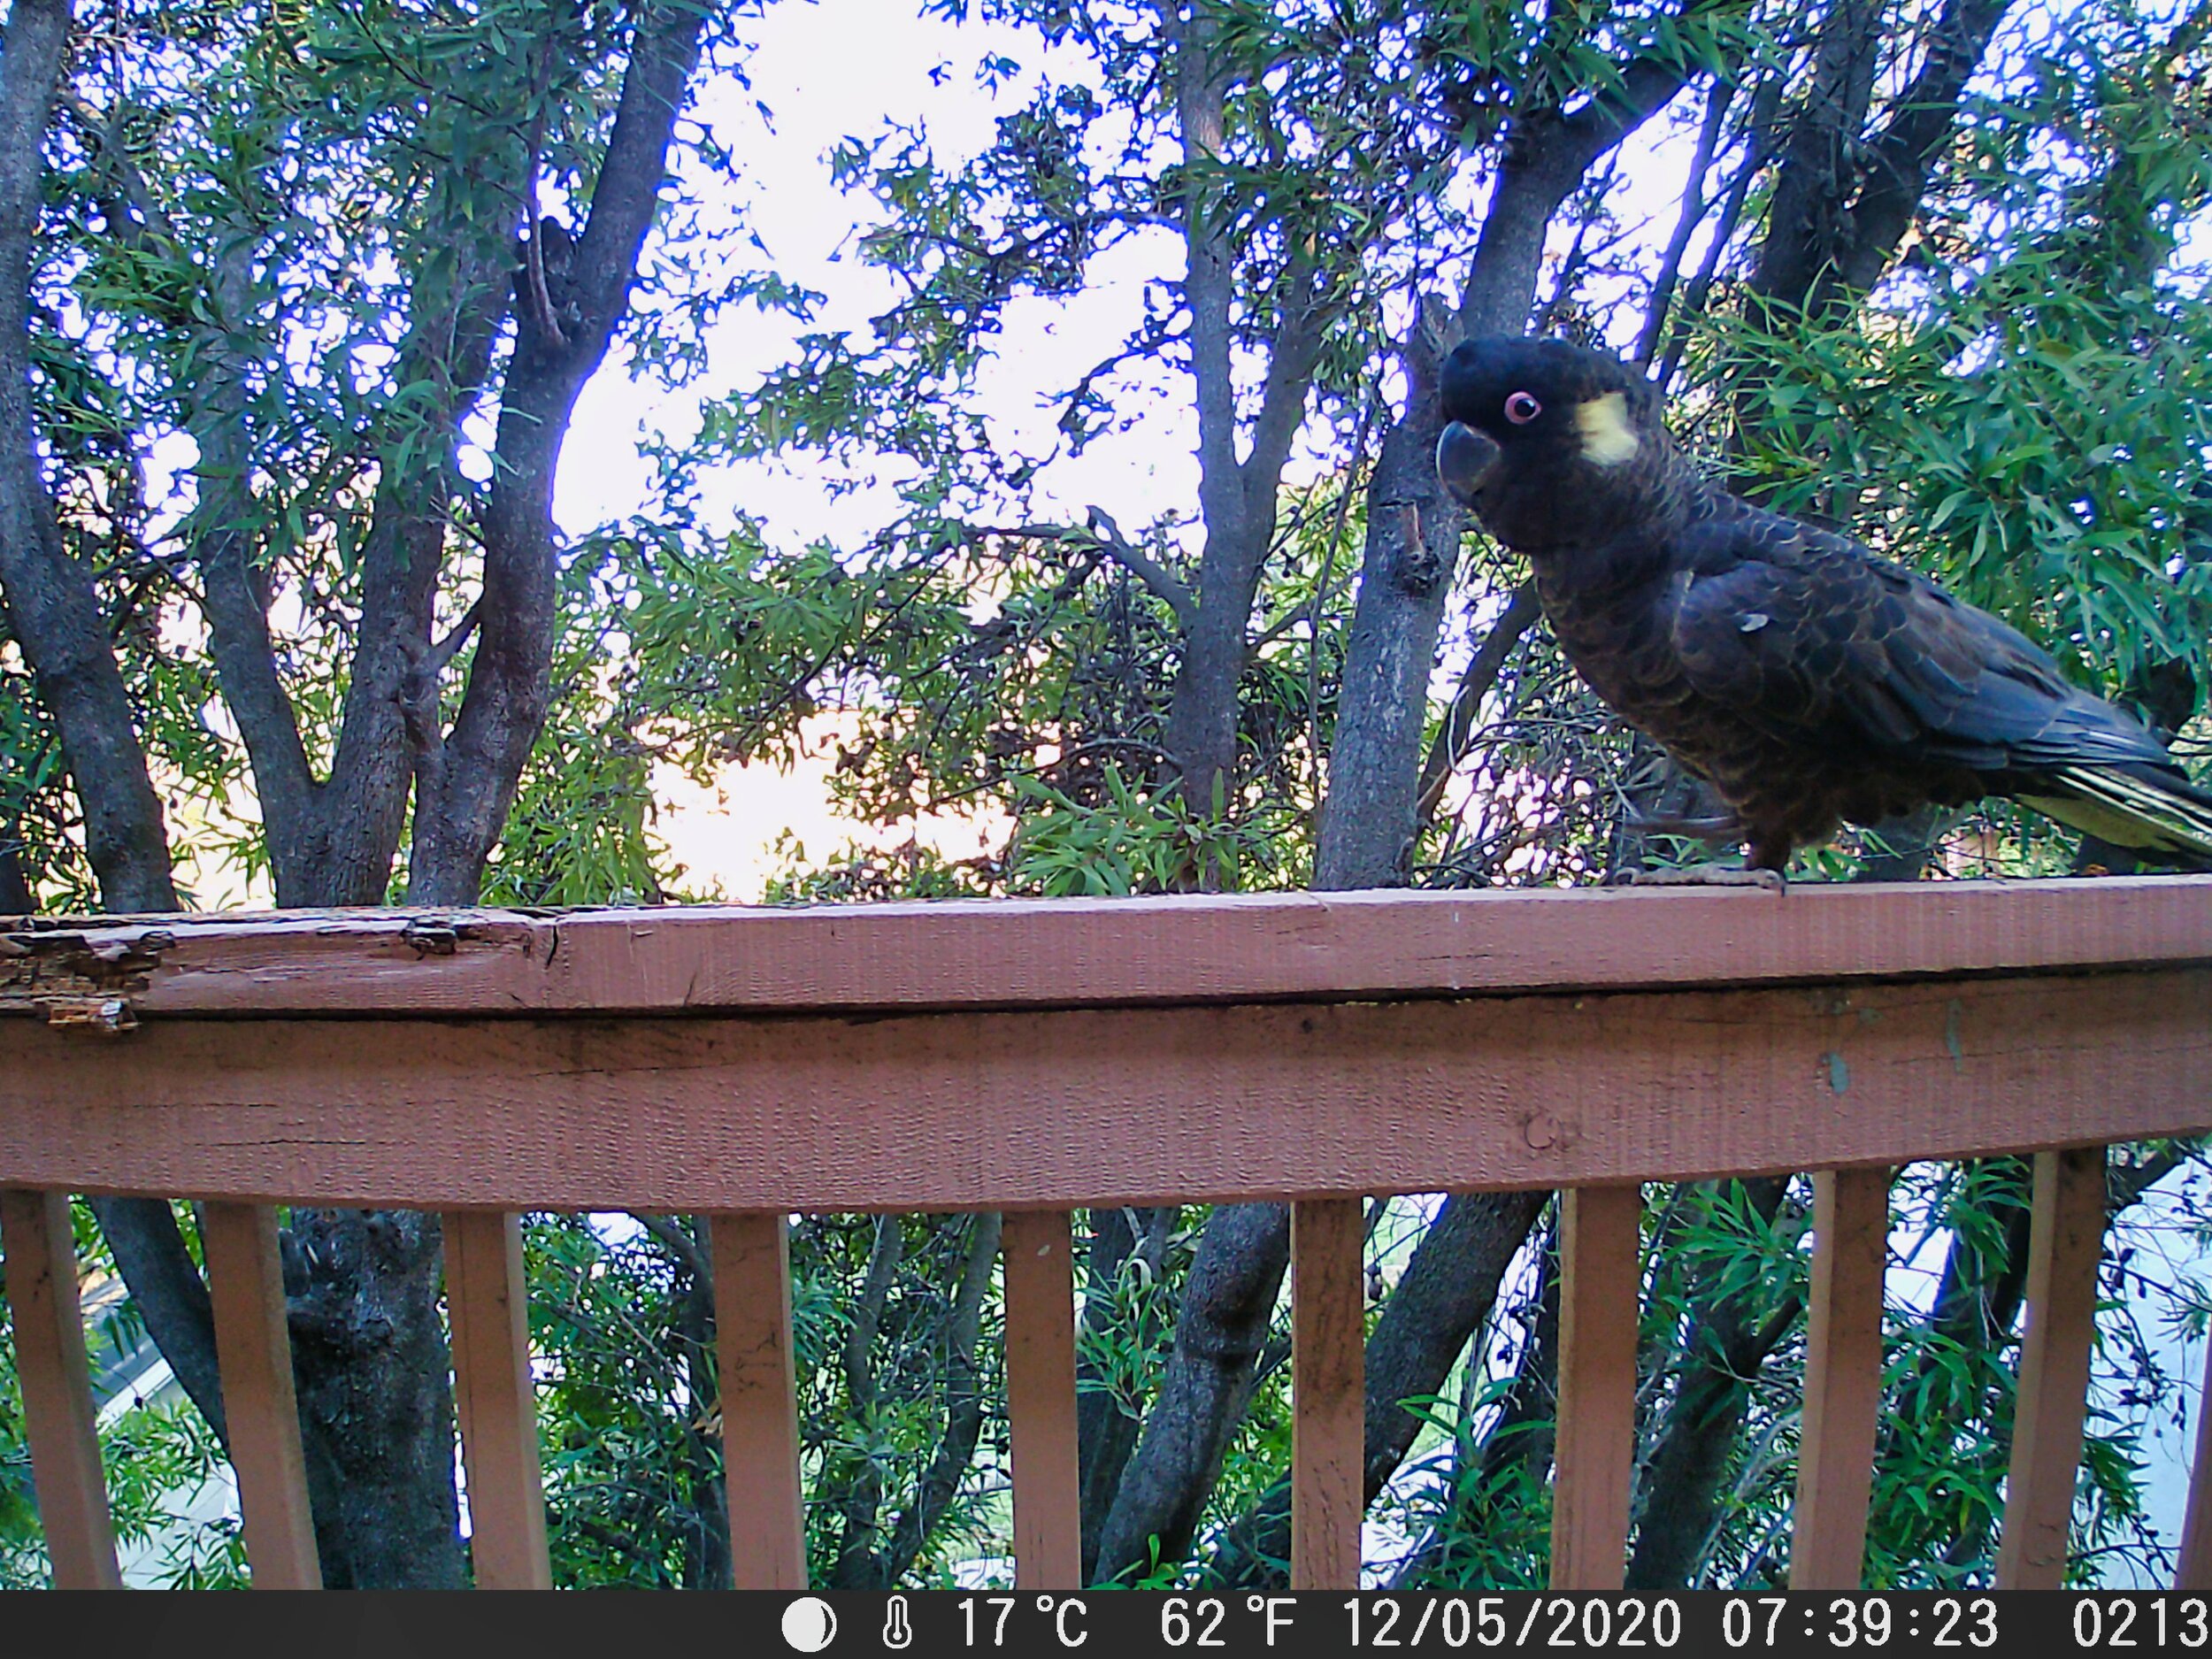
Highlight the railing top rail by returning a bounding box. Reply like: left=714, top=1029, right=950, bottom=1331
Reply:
left=5, top=877, right=2208, bottom=1210
left=5, top=875, right=2209, bottom=1023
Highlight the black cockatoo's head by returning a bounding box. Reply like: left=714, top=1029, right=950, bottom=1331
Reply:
left=1435, top=335, right=1671, bottom=553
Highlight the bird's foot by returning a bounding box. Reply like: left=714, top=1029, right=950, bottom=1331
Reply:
left=1613, top=862, right=1786, bottom=892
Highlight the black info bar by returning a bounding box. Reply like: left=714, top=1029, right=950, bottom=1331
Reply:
left=1, top=1589, right=2205, bottom=1655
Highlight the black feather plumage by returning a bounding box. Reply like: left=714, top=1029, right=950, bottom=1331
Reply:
left=1434, top=334, right=2212, bottom=873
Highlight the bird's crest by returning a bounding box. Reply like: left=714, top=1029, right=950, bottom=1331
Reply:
left=1574, top=392, right=1640, bottom=467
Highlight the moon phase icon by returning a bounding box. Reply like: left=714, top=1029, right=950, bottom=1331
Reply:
left=780, top=1595, right=838, bottom=1653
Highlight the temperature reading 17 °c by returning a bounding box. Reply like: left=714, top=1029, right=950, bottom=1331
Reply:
left=958, top=1595, right=1090, bottom=1647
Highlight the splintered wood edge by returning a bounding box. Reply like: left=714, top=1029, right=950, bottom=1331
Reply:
left=1, top=876, right=2208, bottom=1020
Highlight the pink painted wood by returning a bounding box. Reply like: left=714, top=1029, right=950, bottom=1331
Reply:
left=445, top=1209, right=551, bottom=1588
left=1550, top=1185, right=1641, bottom=1591
left=712, top=1211, right=806, bottom=1589
left=1792, top=1168, right=1890, bottom=1590
left=202, top=1202, right=320, bottom=1588
left=1994, top=1148, right=2106, bottom=1589
left=1292, top=1196, right=1365, bottom=1590
left=1003, top=1210, right=1082, bottom=1589
left=0, top=1188, right=120, bottom=1587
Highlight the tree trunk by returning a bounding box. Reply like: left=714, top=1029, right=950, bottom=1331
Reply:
left=0, top=0, right=177, bottom=919
left=1091, top=1201, right=1290, bottom=1583
left=1076, top=1205, right=1175, bottom=1581
left=0, top=837, right=35, bottom=914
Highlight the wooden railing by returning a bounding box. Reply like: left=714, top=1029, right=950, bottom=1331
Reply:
left=4, top=877, right=2212, bottom=1591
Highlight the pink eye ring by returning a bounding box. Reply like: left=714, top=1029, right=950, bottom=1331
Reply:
left=1504, top=391, right=1541, bottom=425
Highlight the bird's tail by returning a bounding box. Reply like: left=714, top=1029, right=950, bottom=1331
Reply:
left=2019, top=764, right=2212, bottom=870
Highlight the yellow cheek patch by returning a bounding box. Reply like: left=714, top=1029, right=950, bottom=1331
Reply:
left=1575, top=392, right=1640, bottom=467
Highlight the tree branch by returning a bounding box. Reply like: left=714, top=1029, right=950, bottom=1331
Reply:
left=1633, top=76, right=1735, bottom=365
left=0, top=0, right=178, bottom=917
left=1240, top=263, right=1326, bottom=519
left=1092, top=1201, right=1290, bottom=1584
left=879, top=1211, right=1002, bottom=1583
left=1156, top=0, right=1277, bottom=812
left=567, top=0, right=716, bottom=353
left=1654, top=74, right=1781, bottom=386
left=87, top=1196, right=227, bottom=1443
left=411, top=0, right=712, bottom=903
left=1165, top=1, right=1241, bottom=545
left=632, top=1210, right=707, bottom=1285
left=420, top=599, right=486, bottom=685
left=1459, top=38, right=1707, bottom=335
left=829, top=1216, right=902, bottom=1586
left=1744, top=0, right=1886, bottom=318
left=1749, top=0, right=2016, bottom=323
left=1086, top=506, right=1195, bottom=626
left=1415, top=584, right=1544, bottom=826
left=519, top=44, right=570, bottom=349
left=1826, top=0, right=2017, bottom=302
left=1624, top=1176, right=1798, bottom=1589
left=185, top=227, right=321, bottom=849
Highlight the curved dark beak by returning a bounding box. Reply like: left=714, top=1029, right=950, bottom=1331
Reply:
left=1436, top=421, right=1500, bottom=508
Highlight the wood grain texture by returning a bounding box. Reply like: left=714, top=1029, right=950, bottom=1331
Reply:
left=2180, top=1329, right=2212, bottom=1591
left=0, top=971, right=2203, bottom=1212
left=4, top=876, right=2207, bottom=1020
left=711, top=1211, right=805, bottom=1589
left=1791, top=1167, right=1890, bottom=1590
left=1993, top=1147, right=2106, bottom=1590
left=1551, top=1184, right=1641, bottom=1591
left=1002, top=1210, right=1081, bottom=1590
left=202, top=1202, right=321, bottom=1589
left=0, top=1188, right=120, bottom=1587
left=445, top=1210, right=550, bottom=1589
left=1292, top=1196, right=1364, bottom=1591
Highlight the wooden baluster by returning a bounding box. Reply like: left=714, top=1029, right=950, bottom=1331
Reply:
left=1551, top=1183, right=1642, bottom=1591
left=445, top=1210, right=550, bottom=1588
left=2181, top=1329, right=2212, bottom=1591
left=711, top=1210, right=806, bottom=1588
left=1993, top=1146, right=2105, bottom=1589
left=0, top=1189, right=121, bottom=1587
left=1291, top=1195, right=1364, bottom=1590
left=1003, top=1209, right=1082, bottom=1589
left=202, top=1202, right=321, bottom=1588
left=1792, top=1168, right=1890, bottom=1590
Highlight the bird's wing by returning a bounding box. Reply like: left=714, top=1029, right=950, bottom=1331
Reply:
left=1666, top=516, right=2175, bottom=774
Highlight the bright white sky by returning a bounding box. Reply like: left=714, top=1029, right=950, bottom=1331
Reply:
left=552, top=3, right=1194, bottom=560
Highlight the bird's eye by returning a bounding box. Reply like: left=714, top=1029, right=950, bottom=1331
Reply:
left=1504, top=391, right=1541, bottom=425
